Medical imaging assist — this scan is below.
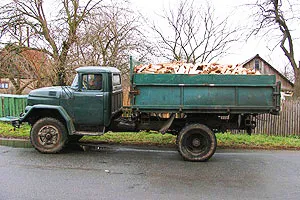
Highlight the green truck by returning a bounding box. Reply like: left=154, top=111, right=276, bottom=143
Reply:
left=11, top=57, right=281, bottom=161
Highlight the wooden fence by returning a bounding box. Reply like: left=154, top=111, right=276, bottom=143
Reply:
left=252, top=100, right=300, bottom=136
left=0, top=94, right=27, bottom=118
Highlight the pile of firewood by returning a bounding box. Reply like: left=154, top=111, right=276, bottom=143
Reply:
left=134, top=62, right=261, bottom=75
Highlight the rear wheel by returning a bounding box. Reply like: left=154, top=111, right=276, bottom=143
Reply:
left=30, top=117, right=67, bottom=153
left=177, top=124, right=217, bottom=162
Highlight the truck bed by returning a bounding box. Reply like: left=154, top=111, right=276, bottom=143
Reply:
left=130, top=73, right=281, bottom=115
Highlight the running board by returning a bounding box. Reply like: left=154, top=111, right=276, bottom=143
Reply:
left=73, top=127, right=105, bottom=136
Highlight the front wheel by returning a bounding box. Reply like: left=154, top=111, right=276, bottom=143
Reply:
left=30, top=117, right=67, bottom=153
left=177, top=124, right=217, bottom=162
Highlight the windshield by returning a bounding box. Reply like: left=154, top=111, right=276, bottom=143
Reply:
left=71, top=74, right=79, bottom=88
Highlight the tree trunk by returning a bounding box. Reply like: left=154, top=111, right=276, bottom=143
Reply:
left=53, top=56, right=66, bottom=86
left=293, top=69, right=300, bottom=99
left=9, top=78, right=20, bottom=94
left=57, top=66, right=66, bottom=86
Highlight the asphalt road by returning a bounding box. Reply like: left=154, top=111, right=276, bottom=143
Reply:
left=1, top=144, right=300, bottom=200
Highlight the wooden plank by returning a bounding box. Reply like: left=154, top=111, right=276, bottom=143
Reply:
left=266, top=113, right=270, bottom=135
left=282, top=101, right=287, bottom=136
left=278, top=104, right=283, bottom=136
left=289, top=100, right=292, bottom=135
left=12, top=97, right=17, bottom=116
left=296, top=100, right=299, bottom=134
left=274, top=114, right=278, bottom=136
left=280, top=102, right=284, bottom=136
left=296, top=100, right=298, bottom=134
left=295, top=102, right=300, bottom=135
left=3, top=97, right=9, bottom=117
left=0, top=96, right=3, bottom=117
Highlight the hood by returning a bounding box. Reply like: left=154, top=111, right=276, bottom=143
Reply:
left=29, top=86, right=63, bottom=98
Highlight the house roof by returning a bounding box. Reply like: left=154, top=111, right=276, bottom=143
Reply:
left=241, top=54, right=294, bottom=87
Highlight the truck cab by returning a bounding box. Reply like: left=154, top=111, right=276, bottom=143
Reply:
left=68, top=67, right=122, bottom=127
left=20, top=66, right=122, bottom=153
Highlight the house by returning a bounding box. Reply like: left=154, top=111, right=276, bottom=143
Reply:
left=241, top=54, right=294, bottom=93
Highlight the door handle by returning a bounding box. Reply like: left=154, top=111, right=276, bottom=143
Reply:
left=96, top=94, right=103, bottom=97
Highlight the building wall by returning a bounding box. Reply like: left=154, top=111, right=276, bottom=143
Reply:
left=0, top=78, right=34, bottom=94
left=0, top=78, right=13, bottom=94
left=243, top=59, right=293, bottom=92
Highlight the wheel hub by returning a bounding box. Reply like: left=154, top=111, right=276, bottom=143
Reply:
left=38, top=125, right=59, bottom=146
left=45, top=133, right=52, bottom=140
left=192, top=138, right=201, bottom=147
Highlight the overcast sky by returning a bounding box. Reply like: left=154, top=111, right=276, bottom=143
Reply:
left=130, top=0, right=300, bottom=72
left=1, top=0, right=299, bottom=73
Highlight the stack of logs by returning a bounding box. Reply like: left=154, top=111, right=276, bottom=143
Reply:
left=134, top=62, right=261, bottom=75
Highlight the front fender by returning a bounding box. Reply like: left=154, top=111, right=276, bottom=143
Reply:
left=21, top=105, right=76, bottom=135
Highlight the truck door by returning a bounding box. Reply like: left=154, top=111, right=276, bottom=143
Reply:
left=73, top=73, right=104, bottom=125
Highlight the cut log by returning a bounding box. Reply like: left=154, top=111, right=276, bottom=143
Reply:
left=134, top=62, right=261, bottom=75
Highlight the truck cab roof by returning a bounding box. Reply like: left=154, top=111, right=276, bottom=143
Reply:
left=76, top=66, right=121, bottom=74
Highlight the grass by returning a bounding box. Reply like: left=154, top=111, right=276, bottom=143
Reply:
left=83, top=132, right=176, bottom=146
left=217, top=133, right=300, bottom=150
left=0, top=122, right=31, bottom=139
left=0, top=122, right=300, bottom=150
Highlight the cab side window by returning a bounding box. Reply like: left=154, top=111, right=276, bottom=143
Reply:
left=112, top=74, right=121, bottom=86
left=82, top=74, right=102, bottom=90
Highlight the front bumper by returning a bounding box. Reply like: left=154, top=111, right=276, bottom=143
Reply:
left=0, top=116, right=21, bottom=128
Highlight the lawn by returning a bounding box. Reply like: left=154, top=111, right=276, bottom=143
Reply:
left=1, top=122, right=300, bottom=150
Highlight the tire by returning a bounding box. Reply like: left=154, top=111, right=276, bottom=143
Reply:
left=177, top=124, right=217, bottom=162
left=30, top=117, right=67, bottom=153
left=68, top=135, right=83, bottom=143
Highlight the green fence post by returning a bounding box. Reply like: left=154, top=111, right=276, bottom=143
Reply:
left=4, top=96, right=9, bottom=117
left=0, top=95, right=3, bottom=117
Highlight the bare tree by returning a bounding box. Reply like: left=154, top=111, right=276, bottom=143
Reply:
left=280, top=62, right=295, bottom=83
left=250, top=0, right=300, bottom=97
left=0, top=44, right=50, bottom=94
left=0, top=0, right=101, bottom=86
left=70, top=2, right=152, bottom=71
left=151, top=0, right=239, bottom=64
